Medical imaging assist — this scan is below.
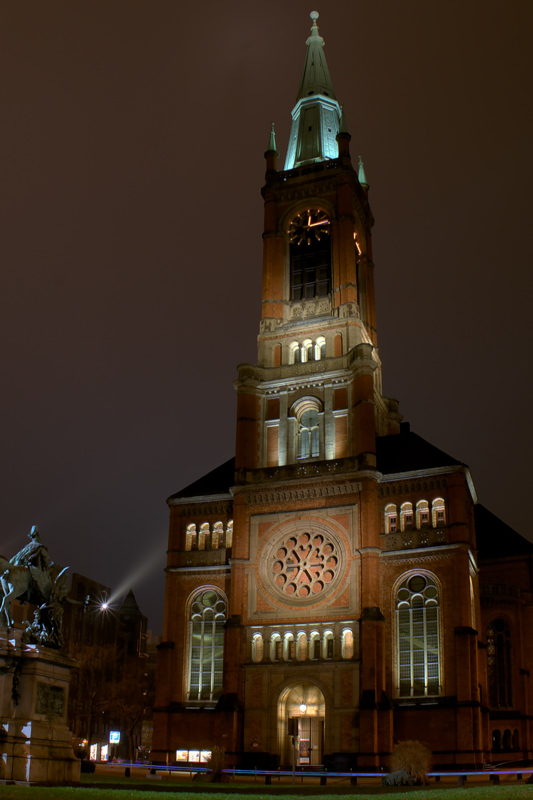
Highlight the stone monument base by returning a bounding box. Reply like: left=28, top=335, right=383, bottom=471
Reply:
left=0, top=628, right=80, bottom=784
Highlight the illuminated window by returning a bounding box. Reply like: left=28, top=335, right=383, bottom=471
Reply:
left=185, top=524, right=197, bottom=551
left=270, top=633, right=281, bottom=662
left=341, top=629, right=354, bottom=659
left=400, top=502, right=413, bottom=531
left=315, top=336, right=326, bottom=360
left=396, top=574, right=440, bottom=697
left=297, top=632, right=307, bottom=661
left=187, top=589, right=226, bottom=702
left=416, top=500, right=429, bottom=529
left=198, top=523, right=209, bottom=551
left=292, top=398, right=321, bottom=460
left=284, top=632, right=295, bottom=661
left=299, top=409, right=319, bottom=459
left=487, top=619, right=513, bottom=708
left=385, top=504, right=398, bottom=533
left=310, top=631, right=320, bottom=660
left=432, top=498, right=446, bottom=527
left=289, top=341, right=301, bottom=365
left=302, top=339, right=313, bottom=363
left=225, top=520, right=233, bottom=549
left=324, top=630, right=334, bottom=659
left=211, top=522, right=223, bottom=549
left=252, top=634, right=263, bottom=663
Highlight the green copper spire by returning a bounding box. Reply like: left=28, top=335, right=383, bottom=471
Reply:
left=284, top=11, right=343, bottom=170
left=296, top=11, right=336, bottom=102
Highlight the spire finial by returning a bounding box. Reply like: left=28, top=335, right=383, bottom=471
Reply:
left=358, top=155, right=369, bottom=188
left=310, top=11, right=320, bottom=37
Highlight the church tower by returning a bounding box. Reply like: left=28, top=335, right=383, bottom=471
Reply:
left=230, top=10, right=400, bottom=766
left=153, top=12, right=533, bottom=772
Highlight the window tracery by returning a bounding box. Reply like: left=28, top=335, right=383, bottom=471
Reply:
left=187, top=589, right=226, bottom=702
left=396, top=573, right=440, bottom=697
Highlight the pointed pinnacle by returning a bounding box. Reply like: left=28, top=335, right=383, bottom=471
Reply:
left=268, top=122, right=277, bottom=153
left=358, top=155, right=369, bottom=188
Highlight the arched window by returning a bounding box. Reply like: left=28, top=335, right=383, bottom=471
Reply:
left=487, top=618, right=513, bottom=708
left=323, top=630, right=334, bottom=659
left=187, top=589, right=226, bottom=702
left=211, top=522, right=223, bottom=550
left=513, top=729, right=520, bottom=750
left=310, top=631, right=320, bottom=660
left=284, top=632, right=295, bottom=661
left=315, top=336, right=326, bottom=360
left=416, top=500, right=429, bottom=529
left=302, top=339, right=313, bottom=363
left=299, top=409, right=319, bottom=459
left=396, top=574, right=440, bottom=697
left=225, top=520, right=233, bottom=549
left=252, top=634, right=263, bottom=663
left=290, top=341, right=301, bottom=365
left=297, top=631, right=307, bottom=661
left=492, top=729, right=501, bottom=750
left=185, top=524, right=197, bottom=551
left=400, top=502, right=413, bottom=531
left=270, top=633, right=282, bottom=662
left=385, top=503, right=398, bottom=533
left=198, top=523, right=210, bottom=550
left=432, top=498, right=446, bottom=527
left=502, top=729, right=512, bottom=750
left=341, top=629, right=354, bottom=659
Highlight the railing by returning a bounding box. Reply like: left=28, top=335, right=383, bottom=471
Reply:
left=106, top=762, right=533, bottom=786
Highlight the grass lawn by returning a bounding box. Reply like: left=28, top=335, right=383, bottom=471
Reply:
left=2, top=787, right=533, bottom=799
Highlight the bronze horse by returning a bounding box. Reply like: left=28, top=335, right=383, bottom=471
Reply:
left=0, top=555, right=54, bottom=627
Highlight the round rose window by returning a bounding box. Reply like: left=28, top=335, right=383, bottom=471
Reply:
left=272, top=531, right=339, bottom=599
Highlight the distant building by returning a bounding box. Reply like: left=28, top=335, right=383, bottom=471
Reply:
left=153, top=13, right=533, bottom=770
left=63, top=573, right=152, bottom=762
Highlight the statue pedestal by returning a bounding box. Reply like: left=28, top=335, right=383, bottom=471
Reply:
left=0, top=628, right=80, bottom=784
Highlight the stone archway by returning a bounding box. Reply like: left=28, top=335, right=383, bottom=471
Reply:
left=277, top=682, right=325, bottom=766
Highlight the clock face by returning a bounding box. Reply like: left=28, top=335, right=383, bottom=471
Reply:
left=289, top=209, right=331, bottom=246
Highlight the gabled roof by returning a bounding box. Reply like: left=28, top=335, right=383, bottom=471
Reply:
left=376, top=425, right=464, bottom=475
left=168, top=457, right=235, bottom=501
left=475, top=504, right=533, bottom=561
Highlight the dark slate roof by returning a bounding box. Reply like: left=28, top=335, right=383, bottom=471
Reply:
left=169, top=425, right=463, bottom=500
left=168, top=457, right=235, bottom=500
left=376, top=424, right=464, bottom=475
left=475, top=504, right=533, bottom=561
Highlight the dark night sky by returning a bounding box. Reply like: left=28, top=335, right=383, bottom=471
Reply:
left=1, top=2, right=532, bottom=635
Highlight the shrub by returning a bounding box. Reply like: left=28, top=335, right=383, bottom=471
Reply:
left=387, top=739, right=432, bottom=785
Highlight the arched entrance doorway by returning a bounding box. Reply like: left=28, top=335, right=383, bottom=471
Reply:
left=278, top=682, right=325, bottom=766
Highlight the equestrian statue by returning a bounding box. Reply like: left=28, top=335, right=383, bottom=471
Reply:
left=0, top=526, right=80, bottom=648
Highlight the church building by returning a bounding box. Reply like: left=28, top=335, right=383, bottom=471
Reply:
left=153, top=12, right=533, bottom=770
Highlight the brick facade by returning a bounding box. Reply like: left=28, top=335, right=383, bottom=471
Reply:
left=152, top=14, right=533, bottom=771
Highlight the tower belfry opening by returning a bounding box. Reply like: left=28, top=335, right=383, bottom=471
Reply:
left=153, top=11, right=533, bottom=774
